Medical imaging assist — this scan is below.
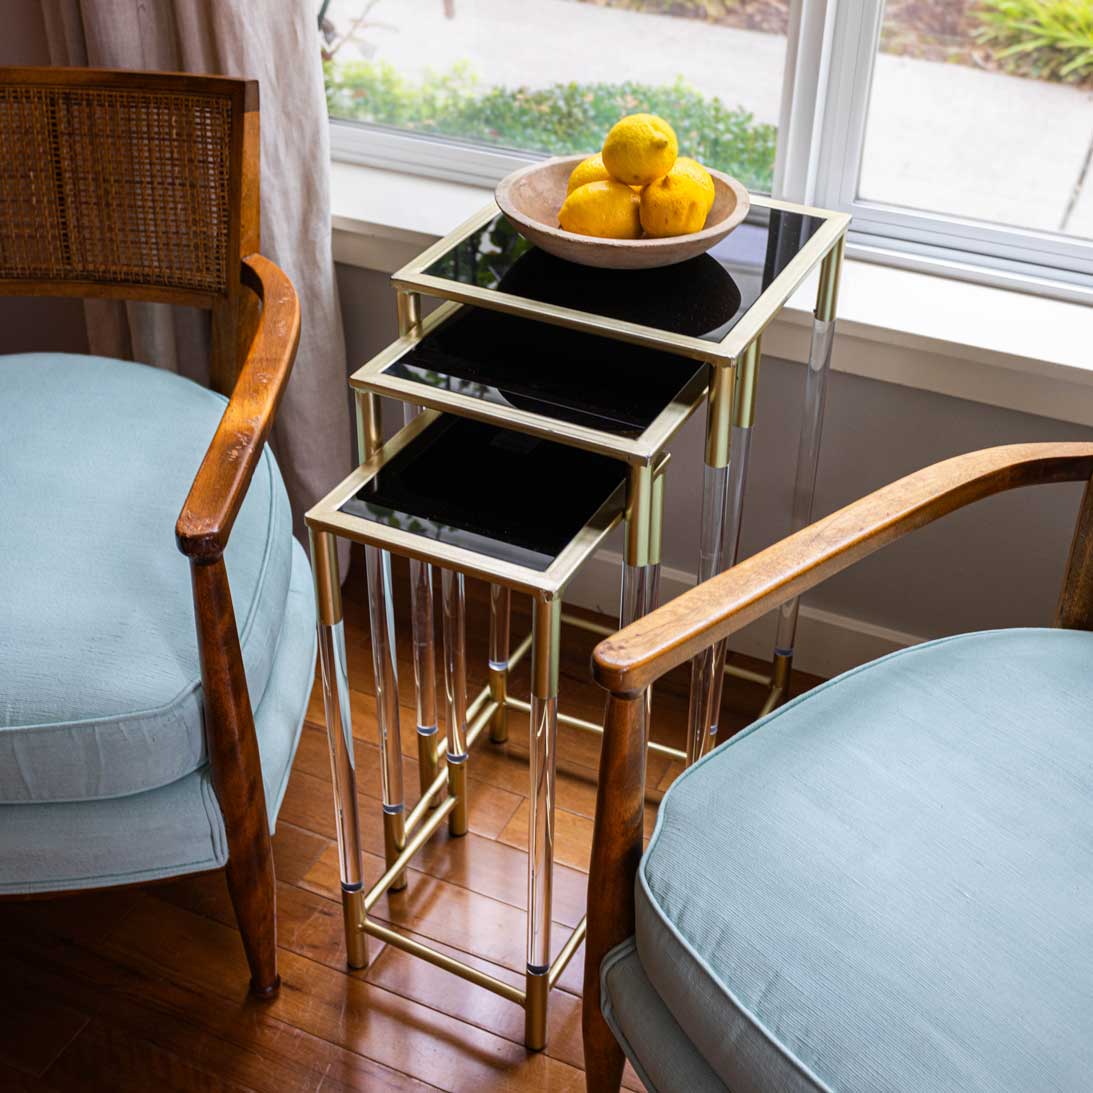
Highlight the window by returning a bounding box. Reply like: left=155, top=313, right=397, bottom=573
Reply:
left=324, top=0, right=1093, bottom=299
left=321, top=0, right=788, bottom=193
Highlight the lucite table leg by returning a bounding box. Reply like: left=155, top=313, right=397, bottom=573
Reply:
left=401, top=403, right=441, bottom=801
left=309, top=528, right=368, bottom=969
left=686, top=363, right=736, bottom=765
left=771, top=238, right=844, bottom=700
left=525, top=594, right=561, bottom=1051
left=365, top=543, right=408, bottom=892
left=488, top=584, right=511, bottom=744
left=440, top=568, right=470, bottom=838
left=704, top=340, right=760, bottom=753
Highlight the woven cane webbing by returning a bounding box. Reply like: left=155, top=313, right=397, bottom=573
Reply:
left=0, top=84, right=233, bottom=294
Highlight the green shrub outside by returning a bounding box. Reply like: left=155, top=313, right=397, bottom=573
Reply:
left=975, top=0, right=1093, bottom=83
left=324, top=60, right=777, bottom=192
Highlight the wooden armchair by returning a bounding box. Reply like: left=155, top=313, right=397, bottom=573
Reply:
left=583, top=443, right=1093, bottom=1092
left=0, top=68, right=305, bottom=998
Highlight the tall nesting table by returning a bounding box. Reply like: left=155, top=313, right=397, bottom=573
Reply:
left=311, top=193, right=849, bottom=1049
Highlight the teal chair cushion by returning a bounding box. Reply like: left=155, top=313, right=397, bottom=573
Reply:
left=628, top=628, right=1093, bottom=1093
left=0, top=353, right=293, bottom=803
left=0, top=540, right=316, bottom=893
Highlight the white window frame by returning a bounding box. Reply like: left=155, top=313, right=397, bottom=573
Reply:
left=327, top=0, right=1093, bottom=301
left=805, top=0, right=1093, bottom=301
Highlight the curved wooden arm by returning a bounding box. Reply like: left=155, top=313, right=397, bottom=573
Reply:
left=176, top=254, right=301, bottom=560
left=593, top=442, right=1093, bottom=695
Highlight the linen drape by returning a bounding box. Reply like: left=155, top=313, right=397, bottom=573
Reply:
left=40, top=0, right=352, bottom=567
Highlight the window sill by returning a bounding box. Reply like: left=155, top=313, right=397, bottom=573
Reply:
left=331, top=161, right=1093, bottom=427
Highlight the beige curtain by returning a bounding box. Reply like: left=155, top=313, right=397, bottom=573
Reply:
left=41, top=0, right=352, bottom=567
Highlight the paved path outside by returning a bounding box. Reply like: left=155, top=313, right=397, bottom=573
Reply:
left=329, top=0, right=1093, bottom=238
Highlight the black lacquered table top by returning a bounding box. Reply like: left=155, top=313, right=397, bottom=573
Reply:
left=339, top=415, right=627, bottom=572
left=419, top=206, right=825, bottom=346
left=383, top=306, right=707, bottom=438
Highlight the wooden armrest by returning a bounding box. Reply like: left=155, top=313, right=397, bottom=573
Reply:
left=176, top=255, right=301, bottom=561
left=593, top=442, right=1093, bottom=695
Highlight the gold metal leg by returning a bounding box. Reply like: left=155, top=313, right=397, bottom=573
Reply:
left=341, top=887, right=368, bottom=969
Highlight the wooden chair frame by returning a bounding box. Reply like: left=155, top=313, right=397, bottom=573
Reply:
left=0, top=67, right=301, bottom=999
left=581, top=441, right=1093, bottom=1091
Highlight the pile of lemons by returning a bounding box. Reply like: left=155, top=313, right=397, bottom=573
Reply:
left=558, top=113, right=715, bottom=241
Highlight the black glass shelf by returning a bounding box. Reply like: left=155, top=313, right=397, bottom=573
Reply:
left=383, top=306, right=707, bottom=438
left=421, top=206, right=824, bottom=344
left=339, top=415, right=627, bottom=572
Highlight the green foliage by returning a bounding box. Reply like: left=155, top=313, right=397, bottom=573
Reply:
left=976, top=0, right=1093, bottom=81
left=324, top=61, right=776, bottom=191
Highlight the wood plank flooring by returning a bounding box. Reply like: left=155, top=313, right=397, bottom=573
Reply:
left=0, top=552, right=818, bottom=1092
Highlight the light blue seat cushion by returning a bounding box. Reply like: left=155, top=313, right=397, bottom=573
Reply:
left=0, top=539, right=315, bottom=893
left=0, top=352, right=294, bottom=803
left=630, top=628, right=1093, bottom=1093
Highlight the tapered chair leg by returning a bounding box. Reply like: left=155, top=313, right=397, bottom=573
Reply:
left=190, top=555, right=279, bottom=998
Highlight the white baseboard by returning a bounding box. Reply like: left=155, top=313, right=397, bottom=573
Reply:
left=564, top=548, right=925, bottom=680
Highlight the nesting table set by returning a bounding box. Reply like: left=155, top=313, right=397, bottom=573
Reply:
left=305, top=195, right=849, bottom=1049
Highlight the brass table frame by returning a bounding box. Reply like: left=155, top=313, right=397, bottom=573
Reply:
left=306, top=409, right=669, bottom=1050
left=384, top=195, right=849, bottom=761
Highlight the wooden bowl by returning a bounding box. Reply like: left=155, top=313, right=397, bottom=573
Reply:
left=495, top=155, right=750, bottom=271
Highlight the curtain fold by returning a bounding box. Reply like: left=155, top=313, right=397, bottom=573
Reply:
left=41, top=0, right=352, bottom=571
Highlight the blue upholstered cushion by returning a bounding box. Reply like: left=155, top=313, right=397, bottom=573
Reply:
left=0, top=353, right=293, bottom=803
left=0, top=537, right=315, bottom=894
left=601, top=938, right=727, bottom=1093
left=635, top=628, right=1093, bottom=1093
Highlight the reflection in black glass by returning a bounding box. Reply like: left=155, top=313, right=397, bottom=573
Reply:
left=422, top=210, right=825, bottom=343
left=385, top=307, right=706, bottom=438
left=339, top=416, right=627, bottom=572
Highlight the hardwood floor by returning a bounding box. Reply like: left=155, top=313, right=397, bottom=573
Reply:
left=0, top=552, right=818, bottom=1092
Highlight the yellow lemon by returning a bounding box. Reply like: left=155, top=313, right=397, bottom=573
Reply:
left=639, top=171, right=709, bottom=238
left=601, top=113, right=678, bottom=187
left=567, top=153, right=612, bottom=195
left=558, top=180, right=642, bottom=239
left=674, top=157, right=716, bottom=212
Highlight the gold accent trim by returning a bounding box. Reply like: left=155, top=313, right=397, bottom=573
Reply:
left=625, top=462, right=653, bottom=568
left=364, top=918, right=527, bottom=1006
left=548, top=916, right=587, bottom=989
left=524, top=969, right=549, bottom=1051
left=733, top=337, right=761, bottom=429
left=366, top=796, right=456, bottom=912
left=306, top=412, right=626, bottom=597
left=355, top=390, right=382, bottom=463
left=307, top=528, right=342, bottom=626
left=704, top=363, right=735, bottom=468
left=396, top=289, right=421, bottom=337
left=531, top=596, right=562, bottom=699
left=342, top=887, right=368, bottom=969
left=417, top=731, right=439, bottom=807
left=447, top=757, right=468, bottom=837
left=504, top=696, right=687, bottom=762
left=350, top=300, right=709, bottom=465
left=392, top=197, right=851, bottom=366
left=650, top=452, right=670, bottom=568
left=488, top=663, right=509, bottom=743
left=816, top=233, right=845, bottom=323
left=383, top=809, right=407, bottom=892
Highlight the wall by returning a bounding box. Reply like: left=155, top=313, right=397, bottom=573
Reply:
left=336, top=262, right=1093, bottom=675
